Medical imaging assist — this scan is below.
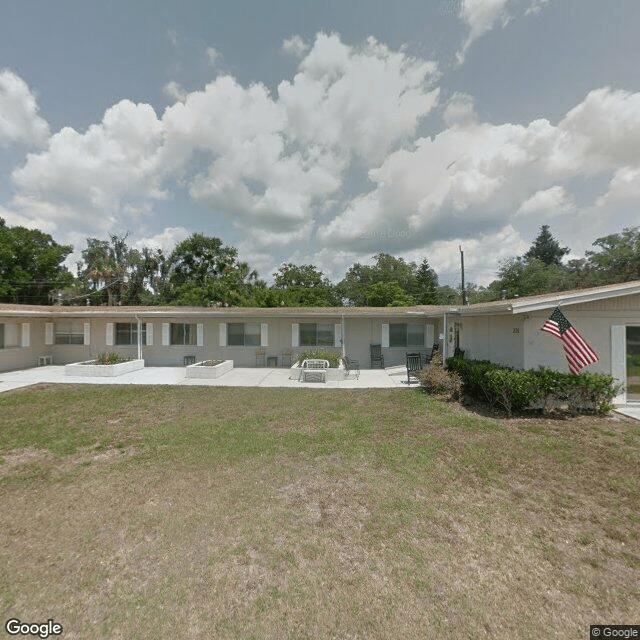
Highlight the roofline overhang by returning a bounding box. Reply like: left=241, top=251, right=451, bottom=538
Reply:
left=508, top=281, right=640, bottom=314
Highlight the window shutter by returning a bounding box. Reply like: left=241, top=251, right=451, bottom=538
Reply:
left=261, top=323, right=268, bottom=347
left=197, top=323, right=204, bottom=347
left=106, top=323, right=114, bottom=346
left=292, top=323, right=299, bottom=348
left=45, top=322, right=54, bottom=345
left=334, top=323, right=342, bottom=348
left=219, top=323, right=227, bottom=347
left=84, top=322, right=91, bottom=346
left=162, top=323, right=170, bottom=346
left=611, top=325, right=626, bottom=405
left=21, top=323, right=31, bottom=348
left=146, top=323, right=153, bottom=346
left=381, top=323, right=389, bottom=348
left=425, top=324, right=434, bottom=348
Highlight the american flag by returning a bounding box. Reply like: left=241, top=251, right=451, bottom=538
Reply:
left=541, top=307, right=598, bottom=374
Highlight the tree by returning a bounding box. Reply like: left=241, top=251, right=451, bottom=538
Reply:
left=336, top=262, right=375, bottom=306
left=165, top=233, right=260, bottom=306
left=413, top=259, right=439, bottom=304
left=524, top=224, right=569, bottom=267
left=365, top=281, right=415, bottom=306
left=585, top=227, right=640, bottom=284
left=338, top=253, right=419, bottom=305
left=76, top=233, right=167, bottom=305
left=0, top=219, right=73, bottom=304
left=272, top=263, right=339, bottom=306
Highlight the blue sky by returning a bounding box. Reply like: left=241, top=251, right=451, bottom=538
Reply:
left=1, top=0, right=640, bottom=286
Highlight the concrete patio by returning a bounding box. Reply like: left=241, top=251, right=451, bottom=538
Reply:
left=0, top=364, right=418, bottom=393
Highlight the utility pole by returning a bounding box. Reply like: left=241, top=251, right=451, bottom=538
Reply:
left=459, top=245, right=468, bottom=305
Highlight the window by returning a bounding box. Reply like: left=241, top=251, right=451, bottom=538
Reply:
left=0, top=324, right=4, bottom=349
left=299, top=323, right=334, bottom=347
left=389, top=323, right=425, bottom=348
left=115, top=322, right=146, bottom=346
left=170, top=323, right=197, bottom=346
left=55, top=321, right=84, bottom=345
left=227, top=323, right=261, bottom=347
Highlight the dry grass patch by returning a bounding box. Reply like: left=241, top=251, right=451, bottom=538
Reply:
left=0, top=385, right=639, bottom=639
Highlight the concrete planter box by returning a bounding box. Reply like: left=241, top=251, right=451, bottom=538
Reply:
left=185, top=359, right=233, bottom=379
left=65, top=359, right=145, bottom=377
left=289, top=362, right=347, bottom=381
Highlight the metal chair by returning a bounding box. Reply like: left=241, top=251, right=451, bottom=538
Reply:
left=406, top=353, right=422, bottom=384
left=343, top=355, right=360, bottom=379
left=370, top=344, right=384, bottom=369
left=255, top=348, right=266, bottom=367
left=281, top=350, right=293, bottom=367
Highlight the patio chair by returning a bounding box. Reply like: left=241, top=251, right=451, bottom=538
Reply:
left=300, top=359, right=329, bottom=383
left=405, top=353, right=422, bottom=384
left=343, top=355, right=360, bottom=379
left=370, top=344, right=384, bottom=369
left=280, top=350, right=293, bottom=367
left=255, top=348, right=266, bottom=367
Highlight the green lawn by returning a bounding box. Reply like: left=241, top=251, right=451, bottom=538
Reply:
left=1, top=384, right=639, bottom=639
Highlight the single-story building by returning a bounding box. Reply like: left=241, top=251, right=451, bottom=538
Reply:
left=1, top=279, right=639, bottom=404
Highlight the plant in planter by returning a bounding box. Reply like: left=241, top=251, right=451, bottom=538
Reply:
left=295, top=349, right=342, bottom=367
left=95, top=352, right=131, bottom=365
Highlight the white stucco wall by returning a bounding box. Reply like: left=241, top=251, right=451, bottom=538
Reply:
left=460, top=314, right=525, bottom=369
left=0, top=318, right=47, bottom=372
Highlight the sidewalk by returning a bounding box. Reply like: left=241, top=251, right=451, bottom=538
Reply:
left=0, top=364, right=418, bottom=393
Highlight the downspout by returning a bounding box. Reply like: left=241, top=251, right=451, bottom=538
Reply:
left=442, top=312, right=449, bottom=362
left=135, top=314, right=142, bottom=361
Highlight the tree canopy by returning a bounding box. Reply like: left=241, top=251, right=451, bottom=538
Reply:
left=5, top=220, right=640, bottom=308
left=0, top=219, right=73, bottom=304
left=165, top=233, right=262, bottom=306
left=272, top=263, right=339, bottom=306
left=524, top=224, right=570, bottom=266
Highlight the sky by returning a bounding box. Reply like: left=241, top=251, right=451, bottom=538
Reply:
left=1, top=0, right=640, bottom=287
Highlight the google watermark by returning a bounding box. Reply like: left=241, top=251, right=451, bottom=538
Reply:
left=590, top=626, right=639, bottom=638
left=5, top=619, right=63, bottom=638
left=359, top=228, right=416, bottom=240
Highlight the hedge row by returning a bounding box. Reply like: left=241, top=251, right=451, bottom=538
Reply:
left=445, top=357, right=620, bottom=416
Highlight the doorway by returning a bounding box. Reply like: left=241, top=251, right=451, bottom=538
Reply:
left=627, top=326, right=640, bottom=402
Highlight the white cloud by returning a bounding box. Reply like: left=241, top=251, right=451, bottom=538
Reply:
left=556, top=87, right=640, bottom=171
left=6, top=27, right=640, bottom=291
left=206, top=46, right=222, bottom=66
left=279, top=34, right=439, bottom=164
left=0, top=69, right=50, bottom=147
left=456, top=0, right=511, bottom=65
left=163, top=81, right=187, bottom=102
left=455, top=0, right=552, bottom=65
left=11, top=99, right=165, bottom=234
left=525, top=0, right=549, bottom=16
left=516, top=185, right=574, bottom=218
left=442, top=92, right=477, bottom=127
left=0, top=203, right=57, bottom=234
left=282, top=36, right=309, bottom=58
left=133, top=226, right=191, bottom=254
left=317, top=86, right=640, bottom=281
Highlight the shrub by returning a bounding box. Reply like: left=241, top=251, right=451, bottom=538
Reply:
left=295, top=349, right=342, bottom=368
left=95, top=352, right=130, bottom=365
left=446, top=357, right=620, bottom=416
left=415, top=353, right=462, bottom=401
